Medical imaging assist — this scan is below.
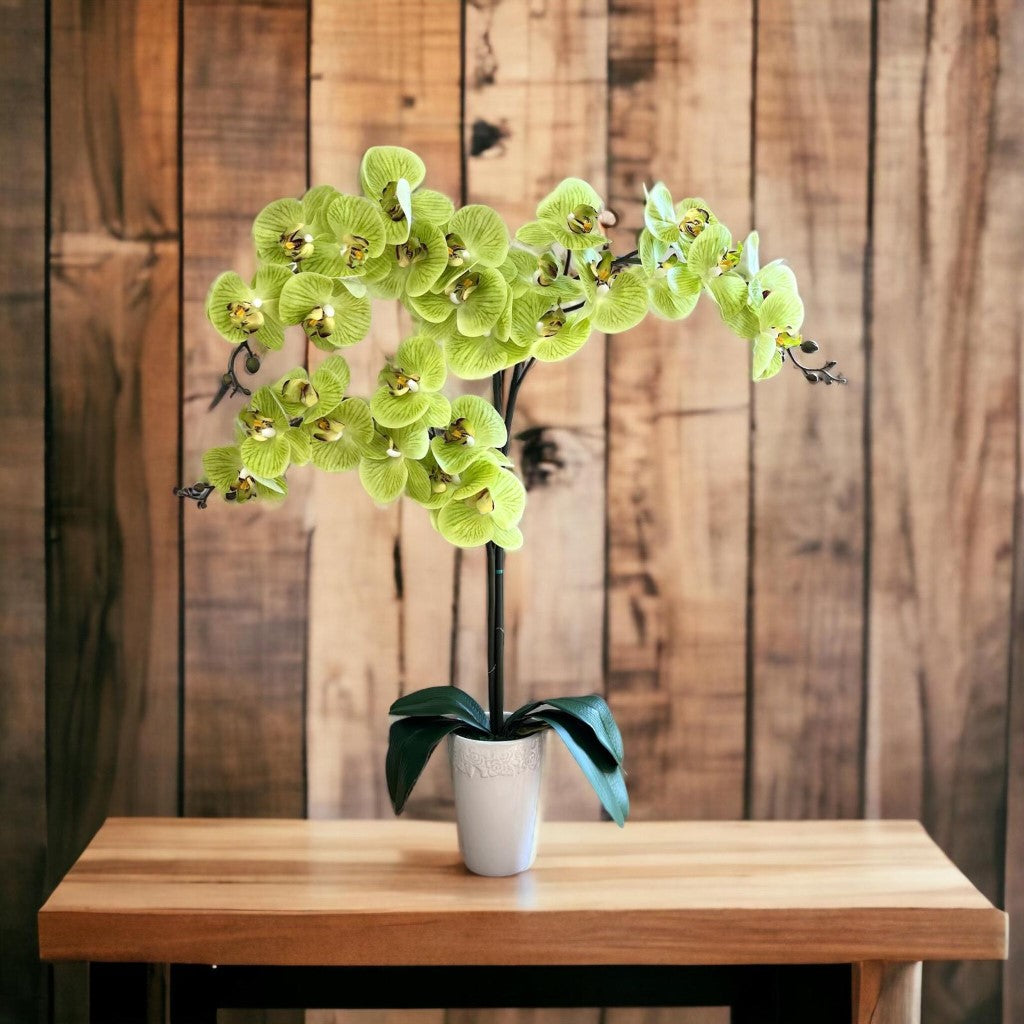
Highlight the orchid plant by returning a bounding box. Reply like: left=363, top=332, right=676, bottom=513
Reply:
left=177, top=146, right=845, bottom=828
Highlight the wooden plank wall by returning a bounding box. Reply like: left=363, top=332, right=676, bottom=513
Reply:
left=2, top=2, right=1022, bottom=1023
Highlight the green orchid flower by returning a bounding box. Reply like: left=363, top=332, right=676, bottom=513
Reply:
left=643, top=183, right=719, bottom=247
left=273, top=355, right=351, bottom=426
left=430, top=394, right=509, bottom=474
left=637, top=230, right=702, bottom=321
left=206, top=265, right=291, bottom=349
left=370, top=335, right=451, bottom=428
left=301, top=193, right=388, bottom=280
left=363, top=218, right=450, bottom=300
left=509, top=290, right=593, bottom=362
left=407, top=449, right=467, bottom=510
left=579, top=256, right=648, bottom=335
left=305, top=396, right=375, bottom=473
left=750, top=287, right=806, bottom=381
left=433, top=464, right=526, bottom=549
left=515, top=178, right=608, bottom=252
left=278, top=272, right=372, bottom=349
left=234, top=385, right=310, bottom=479
left=442, top=204, right=509, bottom=270
left=359, top=145, right=452, bottom=245
left=201, top=445, right=289, bottom=504
left=358, top=421, right=432, bottom=504
left=252, top=197, right=321, bottom=267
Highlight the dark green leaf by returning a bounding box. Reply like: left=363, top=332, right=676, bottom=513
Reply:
left=531, top=709, right=629, bottom=827
left=389, top=685, right=491, bottom=733
left=385, top=716, right=463, bottom=815
left=508, top=694, right=624, bottom=764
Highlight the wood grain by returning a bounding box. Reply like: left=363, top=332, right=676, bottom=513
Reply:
left=181, top=0, right=310, bottom=819
left=38, top=818, right=1007, bottom=967
left=0, top=2, right=47, bottom=1022
left=867, top=0, right=1018, bottom=1020
left=605, top=0, right=752, bottom=821
left=306, top=0, right=463, bottom=824
left=749, top=0, right=869, bottom=821
left=853, top=962, right=922, bottom=1024
left=460, top=0, right=609, bottom=822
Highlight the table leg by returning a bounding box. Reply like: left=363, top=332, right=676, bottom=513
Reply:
left=852, top=962, right=922, bottom=1024
left=88, top=963, right=152, bottom=1024
left=168, top=965, right=217, bottom=1024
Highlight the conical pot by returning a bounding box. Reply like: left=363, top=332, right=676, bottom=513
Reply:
left=448, top=729, right=546, bottom=876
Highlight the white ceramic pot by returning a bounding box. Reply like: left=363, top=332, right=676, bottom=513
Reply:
left=448, top=729, right=547, bottom=876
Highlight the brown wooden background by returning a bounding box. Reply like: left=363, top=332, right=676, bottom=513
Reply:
left=2, top=0, right=1022, bottom=1022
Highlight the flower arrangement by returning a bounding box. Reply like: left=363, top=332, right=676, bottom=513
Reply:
left=177, top=145, right=845, bottom=830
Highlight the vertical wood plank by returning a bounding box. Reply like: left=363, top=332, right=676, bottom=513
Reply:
left=0, top=2, right=47, bottom=1021
left=605, top=0, right=752, bottom=820
left=750, top=0, right=869, bottom=819
left=869, top=0, right=1018, bottom=1021
left=306, top=0, right=463, bottom=829
left=461, top=0, right=608, bottom=822
left=48, top=3, right=182, bottom=1020
left=182, top=0, right=309, bottom=819
left=48, top=0, right=182, bottom=845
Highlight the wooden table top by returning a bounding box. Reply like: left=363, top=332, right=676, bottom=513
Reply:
left=38, top=817, right=1007, bottom=966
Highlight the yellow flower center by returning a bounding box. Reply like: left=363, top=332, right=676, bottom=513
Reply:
left=679, top=206, right=710, bottom=239
left=226, top=475, right=256, bottom=503
left=536, top=306, right=565, bottom=337
left=279, top=224, right=315, bottom=261
left=443, top=417, right=475, bottom=446
left=226, top=300, right=264, bottom=334
left=339, top=234, right=370, bottom=269
left=472, top=490, right=495, bottom=515
left=396, top=236, right=428, bottom=268
left=380, top=181, right=406, bottom=223
left=445, top=233, right=469, bottom=266
left=281, top=378, right=319, bottom=407
left=240, top=410, right=276, bottom=440
left=534, top=253, right=559, bottom=286
left=446, top=272, right=480, bottom=304
left=312, top=417, right=345, bottom=443
left=302, top=304, right=336, bottom=340
left=383, top=364, right=421, bottom=397
left=567, top=204, right=598, bottom=235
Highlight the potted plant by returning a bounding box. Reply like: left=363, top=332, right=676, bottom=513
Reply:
left=177, top=146, right=845, bottom=876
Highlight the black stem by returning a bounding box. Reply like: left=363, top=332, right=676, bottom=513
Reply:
left=173, top=482, right=215, bottom=508
left=785, top=346, right=849, bottom=385
left=484, top=356, right=537, bottom=735
left=209, top=340, right=259, bottom=411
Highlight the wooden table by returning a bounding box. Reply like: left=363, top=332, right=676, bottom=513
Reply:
left=38, top=818, right=1007, bottom=1023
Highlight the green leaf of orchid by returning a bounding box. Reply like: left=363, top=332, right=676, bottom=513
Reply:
left=389, top=685, right=491, bottom=733
left=386, top=716, right=467, bottom=815
left=359, top=145, right=426, bottom=198
left=530, top=708, right=629, bottom=826
left=411, top=188, right=455, bottom=226
left=359, top=453, right=409, bottom=504
left=447, top=204, right=510, bottom=268
left=507, top=694, right=624, bottom=764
